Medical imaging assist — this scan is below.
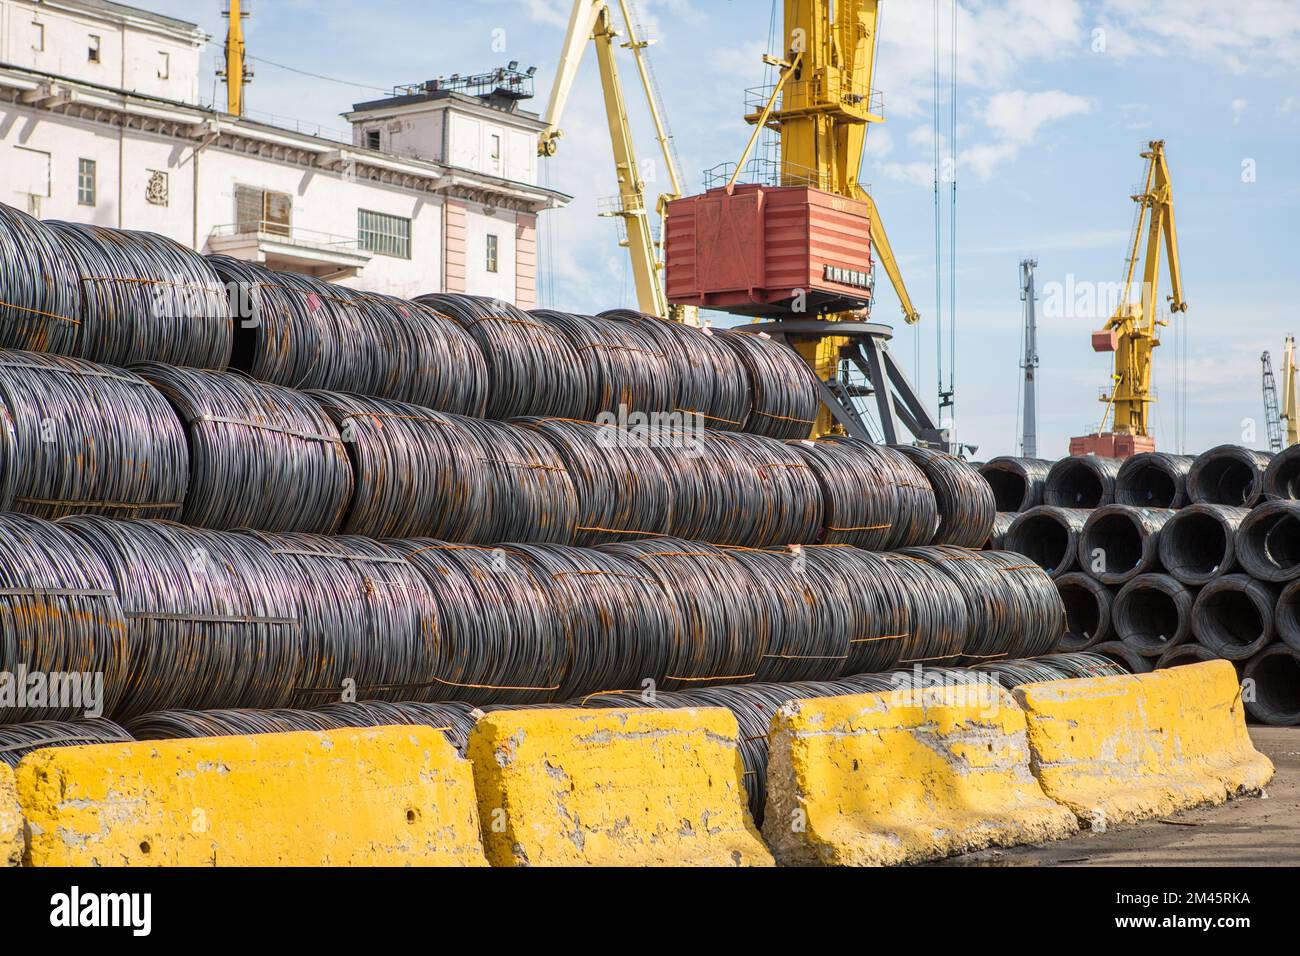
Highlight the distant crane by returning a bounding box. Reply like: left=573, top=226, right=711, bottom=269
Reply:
left=1020, top=258, right=1040, bottom=459
left=217, top=0, right=253, bottom=117
left=1263, top=350, right=1284, bottom=453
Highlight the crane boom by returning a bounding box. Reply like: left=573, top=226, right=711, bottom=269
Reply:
left=1264, top=351, right=1284, bottom=453
left=1284, top=335, right=1298, bottom=447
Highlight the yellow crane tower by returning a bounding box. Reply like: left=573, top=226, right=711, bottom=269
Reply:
left=217, top=0, right=253, bottom=117
left=1285, top=335, right=1299, bottom=447
left=1074, top=141, right=1187, bottom=458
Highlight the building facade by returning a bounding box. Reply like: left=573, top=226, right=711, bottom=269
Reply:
left=0, top=0, right=565, bottom=302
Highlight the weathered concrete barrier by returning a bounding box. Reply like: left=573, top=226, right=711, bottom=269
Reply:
left=1, top=763, right=21, bottom=867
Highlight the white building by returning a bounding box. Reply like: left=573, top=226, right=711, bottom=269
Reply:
left=0, top=0, right=566, bottom=303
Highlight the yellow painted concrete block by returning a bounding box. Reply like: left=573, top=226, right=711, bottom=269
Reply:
left=763, top=686, right=1078, bottom=866
left=468, top=707, right=773, bottom=866
left=17, top=726, right=487, bottom=867
left=1014, top=660, right=1274, bottom=830
left=1, top=763, right=22, bottom=867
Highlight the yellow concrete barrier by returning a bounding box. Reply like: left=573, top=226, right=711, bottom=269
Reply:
left=1014, top=659, right=1274, bottom=829
left=2, top=763, right=22, bottom=867
left=17, top=726, right=487, bottom=866
left=762, top=685, right=1078, bottom=866
left=467, top=707, right=773, bottom=866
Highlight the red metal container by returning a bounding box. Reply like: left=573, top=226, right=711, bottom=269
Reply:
left=664, top=184, right=873, bottom=317
left=1069, top=433, right=1156, bottom=459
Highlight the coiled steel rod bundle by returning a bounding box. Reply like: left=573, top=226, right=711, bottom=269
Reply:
left=1157, top=503, right=1250, bottom=586
left=1115, top=452, right=1195, bottom=508
left=0, top=203, right=81, bottom=353
left=978, top=456, right=1053, bottom=512
left=0, top=718, right=133, bottom=768
left=1187, top=444, right=1273, bottom=506
left=791, top=439, right=909, bottom=550
left=1054, top=572, right=1117, bottom=651
left=418, top=293, right=590, bottom=419
left=532, top=310, right=673, bottom=419
left=138, top=364, right=352, bottom=533
left=976, top=550, right=1068, bottom=659
left=48, top=221, right=231, bottom=368
left=1242, top=644, right=1300, bottom=726
left=1280, top=578, right=1300, bottom=652
left=0, top=350, right=188, bottom=520
left=392, top=541, right=566, bottom=705
left=797, top=546, right=916, bottom=674
left=900, top=546, right=1026, bottom=664
left=985, top=512, right=1018, bottom=551
left=972, top=651, right=1127, bottom=688
left=1087, top=641, right=1155, bottom=673
left=1235, top=500, right=1300, bottom=583
left=893, top=445, right=995, bottom=549
left=1113, top=573, right=1197, bottom=657
left=0, top=514, right=128, bottom=722
left=311, top=391, right=578, bottom=543
left=1264, top=444, right=1300, bottom=501
left=1078, top=505, right=1176, bottom=585
left=1044, top=454, right=1124, bottom=508
left=1191, top=574, right=1280, bottom=660
left=1004, top=506, right=1091, bottom=578
left=827, top=437, right=938, bottom=548
left=1155, top=642, right=1221, bottom=669
left=599, top=309, right=751, bottom=431
left=714, top=329, right=819, bottom=439
left=876, top=551, right=970, bottom=666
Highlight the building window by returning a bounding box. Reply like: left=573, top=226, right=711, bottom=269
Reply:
left=32, top=23, right=45, bottom=52
left=358, top=209, right=411, bottom=259
left=235, top=185, right=292, bottom=237
left=490, top=134, right=501, bottom=162
left=88, top=35, right=101, bottom=64
left=158, top=52, right=170, bottom=79
left=365, top=129, right=381, bottom=151
left=77, top=159, right=96, bottom=206
left=485, top=234, right=499, bottom=273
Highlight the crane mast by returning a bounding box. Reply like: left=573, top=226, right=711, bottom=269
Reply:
left=1284, top=336, right=1298, bottom=447
left=1264, top=351, right=1284, bottom=454
left=1020, top=258, right=1039, bottom=459
left=217, top=0, right=253, bottom=117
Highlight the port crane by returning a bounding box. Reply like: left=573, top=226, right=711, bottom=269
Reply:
left=1264, top=350, right=1284, bottom=453
left=1020, top=259, right=1040, bottom=459
left=1283, top=336, right=1298, bottom=447
left=1072, top=140, right=1187, bottom=459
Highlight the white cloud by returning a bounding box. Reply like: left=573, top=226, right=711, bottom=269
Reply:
left=983, top=89, right=1093, bottom=145
left=1099, top=0, right=1300, bottom=71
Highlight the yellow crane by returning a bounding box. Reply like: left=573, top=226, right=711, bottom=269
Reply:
left=1285, top=335, right=1299, bottom=447
left=217, top=0, right=253, bottom=117
left=1076, top=140, right=1187, bottom=456
left=539, top=0, right=695, bottom=323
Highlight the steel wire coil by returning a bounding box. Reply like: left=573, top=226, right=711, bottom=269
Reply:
left=893, top=445, right=995, bottom=548
left=825, top=437, right=938, bottom=548
left=49, top=221, right=231, bottom=368
left=532, top=310, right=674, bottom=419
left=796, top=546, right=916, bottom=674
left=1078, top=505, right=1176, bottom=585
left=1113, top=573, right=1197, bottom=657
left=311, top=391, right=578, bottom=543
left=875, top=551, right=970, bottom=666
left=393, top=541, right=566, bottom=704
left=1155, top=642, right=1221, bottom=669
left=788, top=439, right=898, bottom=550
left=136, top=364, right=352, bottom=533
left=417, top=293, right=590, bottom=419
left=1236, top=500, right=1300, bottom=583
left=714, top=329, right=819, bottom=439
left=1187, top=444, right=1273, bottom=506
left=1157, top=503, right=1250, bottom=586
left=520, top=417, right=674, bottom=546
left=1192, top=574, right=1280, bottom=660
left=1242, top=644, right=1300, bottom=726
left=1054, top=572, right=1117, bottom=651
left=1044, top=454, right=1123, bottom=508
left=1034, top=651, right=1130, bottom=680
left=599, top=309, right=751, bottom=431
left=1004, top=506, right=1090, bottom=578
left=1087, top=640, right=1155, bottom=673
left=1115, top=452, right=1195, bottom=508
left=1280, top=579, right=1300, bottom=652
left=0, top=350, right=188, bottom=520
left=0, top=718, right=133, bottom=768
left=0, top=514, right=129, bottom=723
left=985, top=512, right=1017, bottom=550
left=1264, top=444, right=1300, bottom=501
left=978, top=456, right=1053, bottom=512
left=899, top=546, right=1025, bottom=665
left=0, top=203, right=81, bottom=352
left=976, top=550, right=1068, bottom=658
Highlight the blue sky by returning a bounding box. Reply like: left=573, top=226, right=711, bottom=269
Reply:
left=149, top=0, right=1300, bottom=459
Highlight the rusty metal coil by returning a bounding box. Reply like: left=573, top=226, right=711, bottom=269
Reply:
left=976, top=550, right=1067, bottom=658
left=876, top=551, right=970, bottom=666
left=599, top=309, right=751, bottom=431
left=137, top=364, right=352, bottom=533
left=972, top=651, right=1128, bottom=688
left=1243, top=644, right=1300, bottom=726
left=1087, top=640, right=1155, bottom=673
left=0, top=718, right=133, bottom=767
left=1115, top=452, right=1195, bottom=508
left=898, top=546, right=1019, bottom=665
left=1236, top=500, right=1300, bottom=583
left=790, top=439, right=902, bottom=550
left=1280, top=578, right=1300, bottom=652
left=1264, top=444, right=1300, bottom=501
left=796, top=546, right=915, bottom=674
left=1155, top=642, right=1222, bottom=670
left=978, top=456, right=1053, bottom=511
left=49, top=221, right=231, bottom=368
left=1054, top=572, right=1117, bottom=651
left=1191, top=573, right=1280, bottom=660
left=1187, top=444, right=1273, bottom=506
left=714, top=329, right=819, bottom=439
left=893, top=445, right=995, bottom=548
left=0, top=203, right=81, bottom=353
left=828, top=437, right=938, bottom=548
left=1005, top=506, right=1091, bottom=578
left=1078, top=504, right=1176, bottom=585
left=418, top=293, right=590, bottom=419
left=1157, top=503, right=1250, bottom=586
left=985, top=512, right=1018, bottom=550
left=1044, top=454, right=1123, bottom=508
left=310, top=391, right=578, bottom=543
left=0, top=350, right=188, bottom=520
left=1113, top=573, right=1197, bottom=657
left=0, top=513, right=129, bottom=723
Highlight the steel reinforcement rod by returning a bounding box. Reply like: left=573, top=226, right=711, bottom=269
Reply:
left=1191, top=573, right=1281, bottom=660
left=1236, top=500, right=1300, bottom=583
left=985, top=512, right=1018, bottom=550
left=713, top=328, right=820, bottom=440
left=1044, top=454, right=1124, bottom=508
left=978, top=456, right=1053, bottom=512
left=1279, top=577, right=1300, bottom=652
left=1187, top=443, right=1273, bottom=507
left=1115, top=451, right=1196, bottom=508
left=1078, top=504, right=1176, bottom=585
left=1156, top=503, right=1251, bottom=586
left=893, top=445, right=995, bottom=549
left=0, top=718, right=133, bottom=768
left=1112, top=572, right=1197, bottom=658
left=1005, top=506, right=1091, bottom=578
left=1264, top=444, right=1300, bottom=501
left=1154, top=642, right=1222, bottom=670
left=0, top=203, right=81, bottom=354
left=1242, top=644, right=1300, bottom=726
left=1054, top=572, right=1117, bottom=651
